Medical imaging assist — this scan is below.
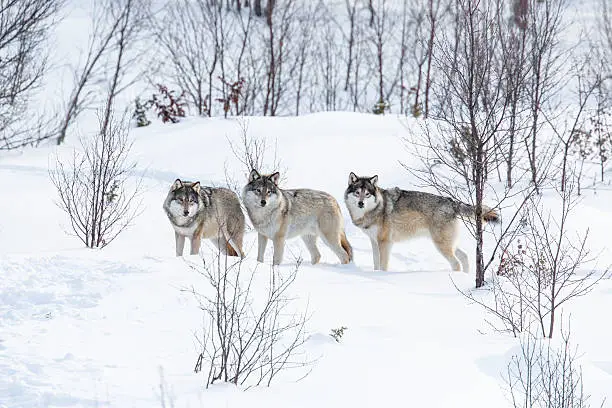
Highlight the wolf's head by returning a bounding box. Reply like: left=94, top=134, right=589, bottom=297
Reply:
left=167, top=179, right=204, bottom=218
left=344, top=172, right=380, bottom=212
left=243, top=169, right=280, bottom=208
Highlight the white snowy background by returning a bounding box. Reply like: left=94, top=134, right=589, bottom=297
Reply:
left=1, top=0, right=611, bottom=407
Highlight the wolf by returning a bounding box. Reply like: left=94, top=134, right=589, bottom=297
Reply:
left=344, top=172, right=499, bottom=272
left=163, top=179, right=245, bottom=257
left=242, top=169, right=353, bottom=266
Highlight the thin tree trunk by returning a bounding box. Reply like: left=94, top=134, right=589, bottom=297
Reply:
left=345, top=0, right=356, bottom=92
left=424, top=0, right=437, bottom=119
left=377, top=37, right=384, bottom=104
left=475, top=150, right=485, bottom=288
left=57, top=10, right=124, bottom=144
left=367, top=0, right=375, bottom=26
left=263, top=21, right=275, bottom=116
left=265, top=0, right=274, bottom=26
left=102, top=2, right=131, bottom=134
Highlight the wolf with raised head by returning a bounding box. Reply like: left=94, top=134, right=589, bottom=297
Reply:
left=344, top=172, right=499, bottom=272
left=163, top=179, right=245, bottom=257
left=242, top=169, right=353, bottom=266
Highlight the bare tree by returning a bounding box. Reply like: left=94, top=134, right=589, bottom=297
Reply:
left=524, top=0, right=568, bottom=191
left=50, top=108, right=142, bottom=248
left=412, top=0, right=514, bottom=288
left=152, top=0, right=245, bottom=117
left=367, top=0, right=375, bottom=26
left=342, top=0, right=369, bottom=111
left=600, top=0, right=612, bottom=70
left=265, top=0, right=275, bottom=26
left=499, top=3, right=530, bottom=188
left=505, top=323, right=599, bottom=408
left=406, top=3, right=427, bottom=117
left=549, top=62, right=601, bottom=193
left=0, top=0, right=60, bottom=149
left=343, top=0, right=360, bottom=93
left=228, top=3, right=257, bottom=116
left=57, top=0, right=144, bottom=145
left=406, top=0, right=448, bottom=118
left=292, top=4, right=315, bottom=115
left=318, top=11, right=343, bottom=111
left=262, top=0, right=298, bottom=116
left=570, top=129, right=593, bottom=196
left=590, top=85, right=612, bottom=183
left=369, top=0, right=394, bottom=112
left=253, top=0, right=262, bottom=17
left=100, top=0, right=145, bottom=133
left=192, top=253, right=310, bottom=388
left=422, top=0, right=445, bottom=118
left=463, top=175, right=608, bottom=338
left=226, top=116, right=285, bottom=183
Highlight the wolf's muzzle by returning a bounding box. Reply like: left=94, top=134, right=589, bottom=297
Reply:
left=183, top=210, right=189, bottom=216
left=260, top=200, right=267, bottom=207
left=358, top=201, right=364, bottom=208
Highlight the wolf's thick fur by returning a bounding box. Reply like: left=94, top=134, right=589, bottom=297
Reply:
left=344, top=172, right=499, bottom=272
left=163, top=179, right=245, bottom=257
left=242, top=170, right=353, bottom=266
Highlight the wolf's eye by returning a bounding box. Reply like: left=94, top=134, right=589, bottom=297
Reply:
left=256, top=188, right=262, bottom=194
left=354, top=191, right=360, bottom=196
left=365, top=192, right=371, bottom=197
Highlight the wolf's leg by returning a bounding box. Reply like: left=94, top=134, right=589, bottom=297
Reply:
left=455, top=248, right=469, bottom=273
left=301, top=235, right=321, bottom=265
left=210, top=235, right=241, bottom=257
left=272, top=235, right=286, bottom=265
left=227, top=238, right=243, bottom=258
left=320, top=233, right=350, bottom=264
left=257, top=233, right=268, bottom=263
left=221, top=226, right=243, bottom=258
left=378, top=239, right=393, bottom=271
left=432, top=238, right=461, bottom=271
left=190, top=235, right=202, bottom=255
left=370, top=238, right=381, bottom=270
left=175, top=233, right=185, bottom=256
left=229, top=229, right=245, bottom=258
left=210, top=236, right=222, bottom=252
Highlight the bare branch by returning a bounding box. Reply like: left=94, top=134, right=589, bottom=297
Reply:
left=50, top=106, right=143, bottom=248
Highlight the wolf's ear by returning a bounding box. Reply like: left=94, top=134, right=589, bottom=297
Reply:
left=370, top=175, right=378, bottom=186
left=192, top=182, right=201, bottom=194
left=248, top=169, right=260, bottom=182
left=172, top=179, right=183, bottom=191
left=349, top=172, right=358, bottom=185
left=269, top=172, right=280, bottom=185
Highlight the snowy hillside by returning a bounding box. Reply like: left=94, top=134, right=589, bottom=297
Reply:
left=1, top=0, right=612, bottom=405
left=1, top=113, right=611, bottom=407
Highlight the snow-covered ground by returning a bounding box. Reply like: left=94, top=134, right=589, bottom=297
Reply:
left=1, top=112, right=611, bottom=407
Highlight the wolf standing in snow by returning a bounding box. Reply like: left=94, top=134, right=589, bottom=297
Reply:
left=344, top=172, right=499, bottom=272
left=163, top=179, right=245, bottom=257
left=242, top=169, right=353, bottom=266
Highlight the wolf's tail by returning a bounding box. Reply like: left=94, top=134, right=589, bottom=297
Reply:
left=459, top=203, right=500, bottom=223
left=340, top=230, right=354, bottom=262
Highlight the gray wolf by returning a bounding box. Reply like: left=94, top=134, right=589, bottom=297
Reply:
left=242, top=169, right=353, bottom=266
left=344, top=172, right=499, bottom=272
left=163, top=179, right=245, bottom=257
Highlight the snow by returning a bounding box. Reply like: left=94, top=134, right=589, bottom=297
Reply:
left=1, top=0, right=612, bottom=404
left=1, top=111, right=611, bottom=408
